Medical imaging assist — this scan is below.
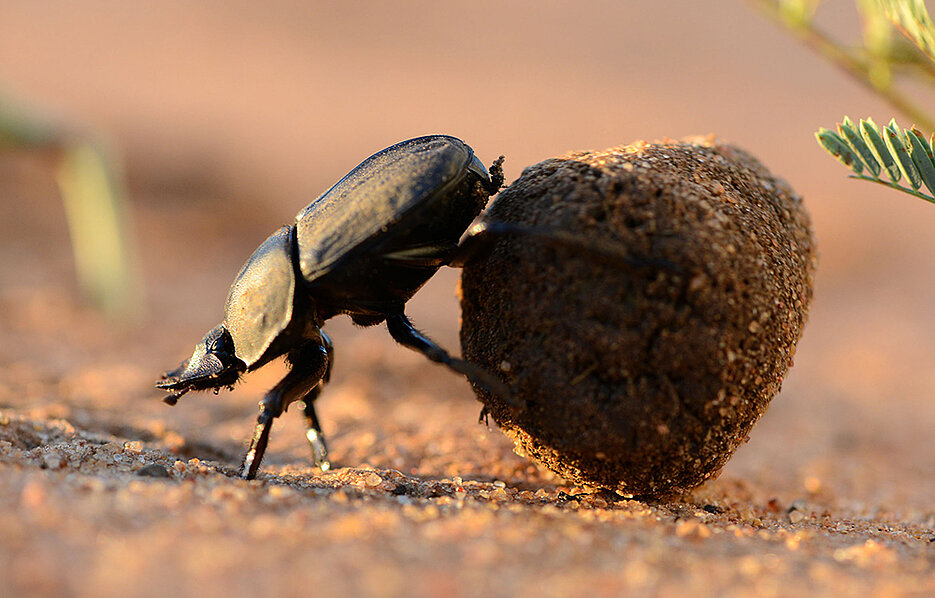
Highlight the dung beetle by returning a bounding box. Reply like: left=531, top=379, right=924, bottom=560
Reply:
left=157, top=135, right=506, bottom=479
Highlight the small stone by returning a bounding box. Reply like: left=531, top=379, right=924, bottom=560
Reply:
left=136, top=464, right=171, bottom=478
left=490, top=488, right=509, bottom=501
left=41, top=451, right=65, bottom=470
left=123, top=440, right=143, bottom=454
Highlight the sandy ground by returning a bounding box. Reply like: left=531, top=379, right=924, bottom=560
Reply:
left=1, top=2, right=934, bottom=597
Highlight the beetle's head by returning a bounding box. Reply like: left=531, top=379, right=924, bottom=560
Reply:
left=156, top=325, right=246, bottom=405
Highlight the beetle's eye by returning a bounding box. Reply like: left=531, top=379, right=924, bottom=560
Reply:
left=207, top=328, right=233, bottom=356
left=208, top=335, right=226, bottom=353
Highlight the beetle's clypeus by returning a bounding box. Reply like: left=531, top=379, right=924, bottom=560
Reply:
left=158, top=135, right=505, bottom=480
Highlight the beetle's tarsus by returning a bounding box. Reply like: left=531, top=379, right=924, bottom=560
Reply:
left=305, top=426, right=331, bottom=471
left=241, top=410, right=274, bottom=480
left=302, top=390, right=331, bottom=471
left=487, top=155, right=505, bottom=194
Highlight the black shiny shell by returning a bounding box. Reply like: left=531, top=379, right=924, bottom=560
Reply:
left=223, top=226, right=296, bottom=368
left=295, top=135, right=488, bottom=285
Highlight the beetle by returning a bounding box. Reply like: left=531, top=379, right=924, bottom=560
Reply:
left=157, top=135, right=507, bottom=480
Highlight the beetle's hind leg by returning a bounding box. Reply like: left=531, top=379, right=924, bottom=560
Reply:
left=385, top=313, right=512, bottom=404
left=450, top=220, right=680, bottom=273
left=240, top=340, right=329, bottom=480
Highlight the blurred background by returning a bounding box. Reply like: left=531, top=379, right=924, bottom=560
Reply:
left=1, top=0, right=934, bottom=512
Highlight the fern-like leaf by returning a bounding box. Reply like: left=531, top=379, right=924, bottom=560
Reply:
left=840, top=116, right=881, bottom=176
left=907, top=127, right=935, bottom=195
left=816, top=116, right=935, bottom=204
left=885, top=119, right=922, bottom=188
left=878, top=0, right=935, bottom=64
left=816, top=127, right=864, bottom=173
left=861, top=118, right=901, bottom=182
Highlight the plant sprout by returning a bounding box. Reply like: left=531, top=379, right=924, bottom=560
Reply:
left=0, top=90, right=141, bottom=318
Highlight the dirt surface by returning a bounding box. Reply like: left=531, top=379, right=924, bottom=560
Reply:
left=1, top=2, right=935, bottom=597
left=2, top=145, right=933, bottom=598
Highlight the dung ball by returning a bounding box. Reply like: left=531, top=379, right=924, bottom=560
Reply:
left=459, top=137, right=816, bottom=497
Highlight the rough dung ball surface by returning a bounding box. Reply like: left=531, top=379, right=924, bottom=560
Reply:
left=459, top=137, right=816, bottom=497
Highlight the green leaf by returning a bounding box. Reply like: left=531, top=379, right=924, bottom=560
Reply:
left=879, top=0, right=935, bottom=64
left=911, top=127, right=935, bottom=162
left=839, top=116, right=881, bottom=176
left=779, top=0, right=820, bottom=26
left=861, top=118, right=900, bottom=182
left=816, top=127, right=863, bottom=174
left=906, top=127, right=935, bottom=195
left=884, top=119, right=922, bottom=189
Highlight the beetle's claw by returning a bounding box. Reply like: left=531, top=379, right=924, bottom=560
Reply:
left=487, top=156, right=505, bottom=194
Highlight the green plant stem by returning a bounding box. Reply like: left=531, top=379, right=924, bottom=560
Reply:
left=1, top=91, right=142, bottom=319
left=849, top=172, right=935, bottom=203
left=748, top=0, right=935, bottom=131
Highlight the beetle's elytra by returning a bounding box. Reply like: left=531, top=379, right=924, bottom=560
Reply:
left=157, top=135, right=505, bottom=479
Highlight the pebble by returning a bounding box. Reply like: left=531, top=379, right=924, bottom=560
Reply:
left=41, top=452, right=65, bottom=470
left=362, top=472, right=383, bottom=487
left=136, top=464, right=171, bottom=478
left=789, top=510, right=806, bottom=524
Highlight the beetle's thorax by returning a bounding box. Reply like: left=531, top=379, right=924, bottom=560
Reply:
left=223, top=225, right=307, bottom=369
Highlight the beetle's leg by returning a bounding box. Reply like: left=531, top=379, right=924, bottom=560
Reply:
left=448, top=222, right=499, bottom=268
left=478, top=405, right=490, bottom=426
left=450, top=220, right=681, bottom=272
left=300, top=331, right=333, bottom=471
left=302, top=393, right=329, bottom=471
left=385, top=313, right=512, bottom=404
left=241, top=408, right=275, bottom=481
left=240, top=341, right=328, bottom=480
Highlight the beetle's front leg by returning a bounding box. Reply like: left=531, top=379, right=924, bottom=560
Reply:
left=240, top=340, right=329, bottom=480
